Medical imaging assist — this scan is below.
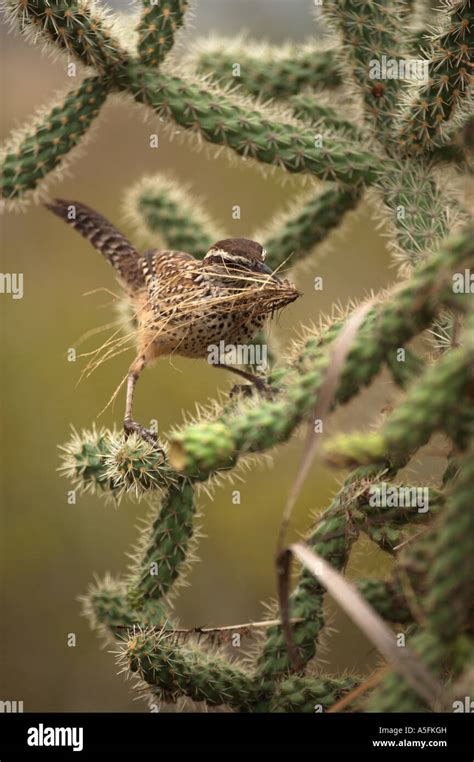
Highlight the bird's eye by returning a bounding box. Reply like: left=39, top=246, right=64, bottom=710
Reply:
left=262, top=249, right=267, bottom=261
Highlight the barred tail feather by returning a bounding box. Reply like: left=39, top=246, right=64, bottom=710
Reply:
left=45, top=198, right=143, bottom=288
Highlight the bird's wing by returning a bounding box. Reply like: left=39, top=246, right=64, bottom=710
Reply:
left=141, top=249, right=205, bottom=322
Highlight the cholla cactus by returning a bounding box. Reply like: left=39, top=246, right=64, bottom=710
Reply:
left=2, top=0, right=473, bottom=712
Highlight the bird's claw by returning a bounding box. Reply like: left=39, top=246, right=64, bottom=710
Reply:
left=229, top=381, right=275, bottom=401
left=229, top=383, right=254, bottom=400
left=124, top=419, right=162, bottom=450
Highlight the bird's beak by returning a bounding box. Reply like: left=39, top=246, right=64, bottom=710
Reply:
left=260, top=262, right=282, bottom=283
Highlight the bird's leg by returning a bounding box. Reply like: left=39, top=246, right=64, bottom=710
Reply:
left=123, top=355, right=161, bottom=446
left=214, top=363, right=274, bottom=398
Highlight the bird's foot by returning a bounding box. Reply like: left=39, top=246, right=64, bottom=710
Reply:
left=252, top=376, right=274, bottom=398
left=124, top=419, right=163, bottom=450
left=229, top=380, right=275, bottom=401
left=229, top=383, right=254, bottom=400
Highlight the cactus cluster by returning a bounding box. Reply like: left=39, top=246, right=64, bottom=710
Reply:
left=2, top=0, right=473, bottom=712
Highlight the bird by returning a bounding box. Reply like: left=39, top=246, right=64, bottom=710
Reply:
left=45, top=199, right=300, bottom=445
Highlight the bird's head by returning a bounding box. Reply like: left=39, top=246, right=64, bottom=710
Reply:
left=202, top=237, right=300, bottom=315
left=204, top=238, right=276, bottom=281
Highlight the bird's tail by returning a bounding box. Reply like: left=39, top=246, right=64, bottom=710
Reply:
left=45, top=198, right=143, bottom=289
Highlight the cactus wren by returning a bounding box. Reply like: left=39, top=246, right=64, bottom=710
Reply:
left=45, top=199, right=300, bottom=444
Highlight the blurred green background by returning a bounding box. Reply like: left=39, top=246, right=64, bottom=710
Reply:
left=1, top=0, right=402, bottom=711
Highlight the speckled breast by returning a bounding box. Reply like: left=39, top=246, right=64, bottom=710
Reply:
left=150, top=305, right=266, bottom=359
